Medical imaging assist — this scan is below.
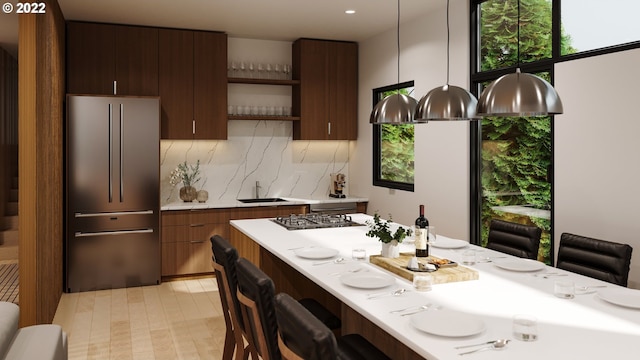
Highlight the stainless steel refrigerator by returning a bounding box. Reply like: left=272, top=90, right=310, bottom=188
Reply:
left=65, top=95, right=160, bottom=292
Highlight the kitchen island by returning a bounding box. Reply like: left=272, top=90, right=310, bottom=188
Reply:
left=231, top=214, right=640, bottom=360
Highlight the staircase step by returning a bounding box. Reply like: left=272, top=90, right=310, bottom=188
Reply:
left=0, top=230, right=19, bottom=261
left=5, top=202, right=17, bottom=216
left=4, top=216, right=18, bottom=230
left=8, top=189, right=18, bottom=202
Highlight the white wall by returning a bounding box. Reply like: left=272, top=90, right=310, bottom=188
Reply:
left=352, top=0, right=470, bottom=240
left=555, top=48, right=640, bottom=289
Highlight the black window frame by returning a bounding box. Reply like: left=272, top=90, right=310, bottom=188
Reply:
left=372, top=81, right=415, bottom=192
left=469, top=0, right=640, bottom=254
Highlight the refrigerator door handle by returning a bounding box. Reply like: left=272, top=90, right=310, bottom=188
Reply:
left=74, top=210, right=154, bottom=218
left=75, top=229, right=154, bottom=237
left=120, top=103, right=124, bottom=203
left=108, top=104, right=113, bottom=203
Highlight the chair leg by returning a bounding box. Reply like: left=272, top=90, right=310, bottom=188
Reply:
left=222, top=328, right=235, bottom=360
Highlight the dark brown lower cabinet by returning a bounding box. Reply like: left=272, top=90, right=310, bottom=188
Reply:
left=161, top=205, right=307, bottom=277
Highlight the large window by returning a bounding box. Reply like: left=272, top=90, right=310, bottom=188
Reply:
left=372, top=81, right=415, bottom=192
left=471, top=0, right=640, bottom=264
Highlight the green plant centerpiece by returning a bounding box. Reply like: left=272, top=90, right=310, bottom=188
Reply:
left=170, top=160, right=201, bottom=202
left=366, top=213, right=412, bottom=258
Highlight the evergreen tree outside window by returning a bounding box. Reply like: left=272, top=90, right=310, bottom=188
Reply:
left=473, top=0, right=576, bottom=264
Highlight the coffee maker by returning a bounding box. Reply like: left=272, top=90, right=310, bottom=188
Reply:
left=329, top=173, right=346, bottom=198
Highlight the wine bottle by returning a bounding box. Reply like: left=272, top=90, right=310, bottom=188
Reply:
left=415, top=204, right=429, bottom=257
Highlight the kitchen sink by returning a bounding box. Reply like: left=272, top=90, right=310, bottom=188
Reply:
left=237, top=197, right=289, bottom=203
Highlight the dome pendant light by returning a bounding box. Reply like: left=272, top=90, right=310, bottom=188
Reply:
left=415, top=0, right=478, bottom=122
left=476, top=0, right=563, bottom=117
left=370, top=0, right=417, bottom=124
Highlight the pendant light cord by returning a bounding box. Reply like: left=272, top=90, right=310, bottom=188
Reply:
left=397, top=0, right=400, bottom=90
left=446, top=0, right=450, bottom=85
left=516, top=0, right=521, bottom=67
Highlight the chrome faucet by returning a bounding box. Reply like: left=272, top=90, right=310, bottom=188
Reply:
left=255, top=181, right=261, bottom=199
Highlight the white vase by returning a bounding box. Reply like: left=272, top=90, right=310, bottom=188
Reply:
left=196, top=189, right=209, bottom=203
left=381, top=241, right=400, bottom=258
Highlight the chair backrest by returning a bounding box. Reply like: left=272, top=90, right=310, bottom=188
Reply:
left=236, top=257, right=280, bottom=360
left=487, top=219, right=542, bottom=260
left=274, top=292, right=338, bottom=360
left=210, top=235, right=243, bottom=328
left=557, top=233, right=633, bottom=287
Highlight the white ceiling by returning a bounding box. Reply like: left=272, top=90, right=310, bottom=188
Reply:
left=0, top=0, right=441, bottom=58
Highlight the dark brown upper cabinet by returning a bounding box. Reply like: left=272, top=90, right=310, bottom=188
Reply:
left=66, top=22, right=159, bottom=96
left=293, top=39, right=358, bottom=140
left=159, top=29, right=227, bottom=140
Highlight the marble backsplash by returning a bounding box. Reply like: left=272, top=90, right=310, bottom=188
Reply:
left=160, top=120, right=350, bottom=205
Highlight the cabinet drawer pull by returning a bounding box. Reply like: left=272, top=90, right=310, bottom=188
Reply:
left=190, top=223, right=205, bottom=227
left=190, top=239, right=206, bottom=243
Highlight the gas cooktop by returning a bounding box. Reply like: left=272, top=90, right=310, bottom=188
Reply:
left=272, top=213, right=364, bottom=230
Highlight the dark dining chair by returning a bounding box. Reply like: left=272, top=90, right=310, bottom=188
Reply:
left=486, top=219, right=542, bottom=260
left=210, top=235, right=255, bottom=360
left=235, top=258, right=344, bottom=360
left=275, top=292, right=391, bottom=360
left=235, top=257, right=282, bottom=360
left=556, top=233, right=633, bottom=287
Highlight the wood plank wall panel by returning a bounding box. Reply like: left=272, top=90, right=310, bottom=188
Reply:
left=18, top=0, right=66, bottom=326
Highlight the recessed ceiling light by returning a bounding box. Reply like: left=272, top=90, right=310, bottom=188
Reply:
left=345, top=10, right=356, bottom=14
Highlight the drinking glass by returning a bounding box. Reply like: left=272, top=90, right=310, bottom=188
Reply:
left=248, top=62, right=255, bottom=78
left=283, top=64, right=291, bottom=80
left=352, top=248, right=366, bottom=261
left=554, top=280, right=575, bottom=299
left=427, top=226, right=436, bottom=244
left=230, top=61, right=238, bottom=77
left=266, top=63, right=273, bottom=80
left=274, top=63, right=282, bottom=80
left=461, top=250, right=476, bottom=266
left=239, top=61, right=246, bottom=78
left=257, top=63, right=265, bottom=79
left=413, top=274, right=433, bottom=292
left=513, top=314, right=538, bottom=341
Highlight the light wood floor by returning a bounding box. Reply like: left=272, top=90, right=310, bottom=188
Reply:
left=52, top=277, right=227, bottom=360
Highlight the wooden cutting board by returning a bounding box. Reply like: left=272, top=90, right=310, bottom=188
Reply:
left=369, top=252, right=479, bottom=284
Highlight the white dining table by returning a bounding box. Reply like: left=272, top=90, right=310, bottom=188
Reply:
left=230, top=214, right=640, bottom=359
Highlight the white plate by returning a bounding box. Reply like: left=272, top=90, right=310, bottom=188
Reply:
left=340, top=272, right=395, bottom=289
left=597, top=288, right=640, bottom=309
left=430, top=239, right=468, bottom=249
left=411, top=309, right=485, bottom=337
left=294, top=247, right=339, bottom=260
left=493, top=259, right=545, bottom=272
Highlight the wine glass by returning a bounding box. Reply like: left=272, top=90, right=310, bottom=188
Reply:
left=283, top=64, right=291, bottom=80
left=239, top=61, right=247, bottom=78
left=229, top=61, right=238, bottom=78
left=257, top=63, right=265, bottom=79
left=266, top=63, right=273, bottom=80
left=274, top=64, right=282, bottom=80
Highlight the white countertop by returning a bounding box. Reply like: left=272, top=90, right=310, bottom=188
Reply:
left=231, top=213, right=640, bottom=360
left=161, top=196, right=368, bottom=211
